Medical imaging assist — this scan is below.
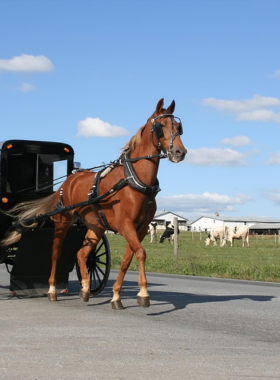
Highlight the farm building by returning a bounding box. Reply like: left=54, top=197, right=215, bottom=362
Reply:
left=190, top=215, right=280, bottom=233
left=249, top=223, right=280, bottom=235
left=152, top=210, right=188, bottom=230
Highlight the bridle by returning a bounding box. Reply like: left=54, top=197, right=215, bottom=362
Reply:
left=150, top=113, right=183, bottom=156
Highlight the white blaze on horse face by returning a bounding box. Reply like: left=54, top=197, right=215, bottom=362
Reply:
left=205, top=238, right=211, bottom=246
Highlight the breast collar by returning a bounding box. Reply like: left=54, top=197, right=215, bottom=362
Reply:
left=121, top=151, right=161, bottom=196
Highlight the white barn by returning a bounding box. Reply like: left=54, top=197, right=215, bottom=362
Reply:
left=190, top=215, right=280, bottom=232
left=152, top=210, right=188, bottom=231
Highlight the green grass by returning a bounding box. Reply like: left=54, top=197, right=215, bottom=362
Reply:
left=106, top=231, right=280, bottom=283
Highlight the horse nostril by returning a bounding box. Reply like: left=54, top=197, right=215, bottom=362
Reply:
left=176, top=148, right=185, bottom=158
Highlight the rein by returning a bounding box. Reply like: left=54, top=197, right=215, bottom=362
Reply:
left=8, top=112, right=180, bottom=232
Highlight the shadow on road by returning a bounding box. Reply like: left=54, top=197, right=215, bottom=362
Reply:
left=0, top=277, right=276, bottom=316
left=84, top=278, right=276, bottom=316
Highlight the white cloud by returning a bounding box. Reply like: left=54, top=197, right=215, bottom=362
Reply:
left=202, top=94, right=280, bottom=123
left=273, top=69, right=280, bottom=78
left=266, top=151, right=280, bottom=165
left=264, top=189, right=280, bottom=205
left=203, top=94, right=280, bottom=112
left=0, top=54, right=54, bottom=72
left=220, top=135, right=251, bottom=147
left=186, top=147, right=248, bottom=166
left=237, top=109, right=280, bottom=123
left=77, top=117, right=130, bottom=138
left=157, top=192, right=253, bottom=214
left=16, top=83, right=35, bottom=92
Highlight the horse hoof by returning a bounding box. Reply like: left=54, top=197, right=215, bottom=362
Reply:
left=79, top=290, right=90, bottom=302
left=137, top=296, right=150, bottom=308
left=111, top=300, right=124, bottom=310
left=47, top=293, right=57, bottom=301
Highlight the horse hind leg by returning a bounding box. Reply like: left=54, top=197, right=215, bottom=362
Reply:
left=48, top=220, right=71, bottom=301
left=76, top=228, right=103, bottom=302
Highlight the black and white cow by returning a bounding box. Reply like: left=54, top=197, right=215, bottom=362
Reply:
left=159, top=223, right=179, bottom=244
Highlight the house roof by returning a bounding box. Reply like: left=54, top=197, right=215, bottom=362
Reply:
left=190, top=215, right=280, bottom=224
left=154, top=210, right=188, bottom=221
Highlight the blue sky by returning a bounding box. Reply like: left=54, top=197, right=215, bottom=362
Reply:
left=1, top=0, right=280, bottom=221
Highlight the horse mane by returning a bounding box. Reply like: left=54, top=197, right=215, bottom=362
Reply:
left=122, top=125, right=146, bottom=153
left=122, top=108, right=168, bottom=153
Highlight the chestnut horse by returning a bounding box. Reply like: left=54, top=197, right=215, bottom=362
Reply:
left=1, top=98, right=187, bottom=309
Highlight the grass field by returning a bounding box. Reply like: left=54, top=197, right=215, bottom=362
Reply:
left=105, top=231, right=280, bottom=283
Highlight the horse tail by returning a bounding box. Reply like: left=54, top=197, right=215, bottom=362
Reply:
left=0, top=193, right=57, bottom=247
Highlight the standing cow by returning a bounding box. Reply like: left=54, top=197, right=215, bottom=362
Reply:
left=148, top=222, right=158, bottom=243
left=159, top=223, right=179, bottom=244
left=205, top=226, right=228, bottom=247
left=227, top=227, right=250, bottom=247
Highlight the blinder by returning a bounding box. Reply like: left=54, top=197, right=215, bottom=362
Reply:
left=152, top=115, right=183, bottom=140
left=154, top=122, right=164, bottom=138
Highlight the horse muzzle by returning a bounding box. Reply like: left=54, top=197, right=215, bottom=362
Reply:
left=168, top=147, right=187, bottom=163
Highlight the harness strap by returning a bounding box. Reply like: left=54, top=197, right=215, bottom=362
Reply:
left=88, top=170, right=128, bottom=232
left=121, top=151, right=160, bottom=232
left=121, top=152, right=161, bottom=196
left=53, top=186, right=65, bottom=210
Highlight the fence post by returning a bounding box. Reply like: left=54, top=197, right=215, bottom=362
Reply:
left=192, top=230, right=194, bottom=240
left=174, top=217, right=178, bottom=258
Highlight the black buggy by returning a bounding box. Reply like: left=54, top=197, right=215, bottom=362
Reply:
left=0, top=139, right=111, bottom=296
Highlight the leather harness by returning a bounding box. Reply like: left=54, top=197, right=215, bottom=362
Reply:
left=87, top=151, right=161, bottom=232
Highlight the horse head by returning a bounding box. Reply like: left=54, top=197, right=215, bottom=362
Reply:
left=149, top=98, right=187, bottom=163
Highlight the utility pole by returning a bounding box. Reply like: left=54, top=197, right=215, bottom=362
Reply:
left=174, top=217, right=178, bottom=258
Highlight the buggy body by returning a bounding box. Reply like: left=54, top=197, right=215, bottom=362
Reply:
left=0, top=139, right=110, bottom=296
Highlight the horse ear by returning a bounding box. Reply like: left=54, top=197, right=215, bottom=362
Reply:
left=167, top=100, right=175, bottom=114
left=156, top=98, right=164, bottom=114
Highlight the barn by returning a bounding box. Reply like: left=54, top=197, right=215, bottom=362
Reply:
left=190, top=215, right=280, bottom=233
left=152, top=210, right=188, bottom=231
left=249, top=223, right=280, bottom=235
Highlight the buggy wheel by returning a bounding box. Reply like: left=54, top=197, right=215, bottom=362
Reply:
left=76, top=235, right=111, bottom=296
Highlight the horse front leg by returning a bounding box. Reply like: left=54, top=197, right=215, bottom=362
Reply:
left=112, top=224, right=149, bottom=310
left=111, top=242, right=134, bottom=310
left=48, top=222, right=70, bottom=301
left=76, top=229, right=102, bottom=302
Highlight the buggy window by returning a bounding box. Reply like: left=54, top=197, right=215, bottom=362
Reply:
left=37, top=155, right=67, bottom=192
left=53, top=160, right=67, bottom=191
left=7, top=152, right=37, bottom=193
left=6, top=153, right=69, bottom=194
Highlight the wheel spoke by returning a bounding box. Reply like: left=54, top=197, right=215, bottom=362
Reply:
left=95, top=251, right=106, bottom=260
left=96, top=260, right=106, bottom=266
left=94, top=266, right=102, bottom=284
left=96, top=264, right=105, bottom=277
left=94, top=241, right=104, bottom=255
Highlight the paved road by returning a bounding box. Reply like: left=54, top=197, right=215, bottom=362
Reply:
left=0, top=265, right=280, bottom=380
